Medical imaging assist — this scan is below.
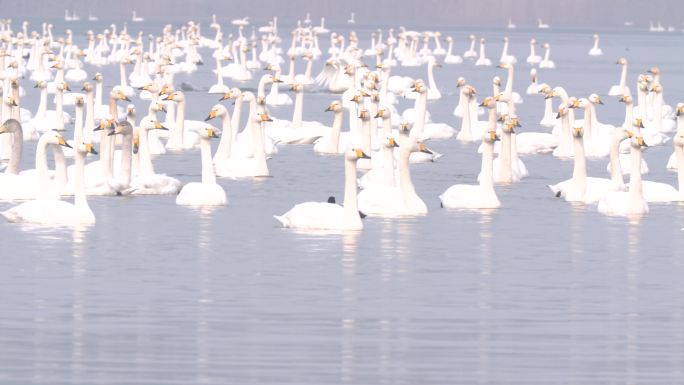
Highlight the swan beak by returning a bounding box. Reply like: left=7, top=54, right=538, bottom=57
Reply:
left=419, top=143, right=432, bottom=154
left=637, top=137, right=648, bottom=147
left=154, top=121, right=169, bottom=130
left=132, top=139, right=139, bottom=154
left=107, top=130, right=117, bottom=136
left=597, top=99, right=604, bottom=105
left=618, top=95, right=627, bottom=103
left=496, top=63, right=504, bottom=68
left=205, top=111, right=216, bottom=121
left=478, top=101, right=486, bottom=107
left=357, top=149, right=371, bottom=159
left=324, top=106, right=332, bottom=112
left=8, top=98, right=17, bottom=107
left=219, top=93, right=231, bottom=101
left=85, top=143, right=97, bottom=155
left=573, top=127, right=583, bottom=136
left=33, top=83, right=40, bottom=88
left=207, top=128, right=220, bottom=138
left=58, top=136, right=72, bottom=148
left=260, top=113, right=272, bottom=122
left=544, top=93, right=554, bottom=99
left=64, top=84, right=71, bottom=91
left=625, top=130, right=634, bottom=138
left=273, top=77, right=283, bottom=83
left=390, top=138, right=399, bottom=147
left=514, top=120, right=522, bottom=128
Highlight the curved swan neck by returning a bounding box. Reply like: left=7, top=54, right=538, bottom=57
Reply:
left=572, top=134, right=587, bottom=183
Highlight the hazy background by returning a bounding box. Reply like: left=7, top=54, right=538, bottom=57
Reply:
left=2, top=0, right=683, bottom=29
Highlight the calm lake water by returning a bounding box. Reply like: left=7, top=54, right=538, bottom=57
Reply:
left=1, top=18, right=684, bottom=385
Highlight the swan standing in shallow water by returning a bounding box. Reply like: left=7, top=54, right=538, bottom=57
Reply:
left=274, top=149, right=370, bottom=231
left=588, top=34, right=603, bottom=56
left=440, top=97, right=501, bottom=209
left=2, top=142, right=97, bottom=226
left=176, top=126, right=227, bottom=207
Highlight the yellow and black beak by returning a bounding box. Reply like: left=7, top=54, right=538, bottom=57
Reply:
left=618, top=95, right=628, bottom=103
left=205, top=110, right=217, bottom=121
left=573, top=127, right=583, bottom=136
left=58, top=136, right=72, bottom=148
left=260, top=113, right=273, bottom=122
left=637, top=136, right=648, bottom=147
left=8, top=98, right=17, bottom=107
left=154, top=121, right=169, bottom=130
left=207, top=128, right=220, bottom=138
left=389, top=137, right=399, bottom=148
left=489, top=131, right=500, bottom=142
left=544, top=92, right=554, bottom=100
left=85, top=143, right=98, bottom=155
left=418, top=142, right=432, bottom=154
left=219, top=92, right=231, bottom=101
left=355, top=149, right=371, bottom=159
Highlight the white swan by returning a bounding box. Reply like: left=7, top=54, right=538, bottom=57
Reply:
left=526, top=38, right=541, bottom=64
left=2, top=142, right=97, bottom=226
left=588, top=34, right=603, bottom=56
left=313, top=100, right=348, bottom=155
left=609, top=58, right=629, bottom=97
left=265, top=83, right=327, bottom=145
left=598, top=129, right=650, bottom=216
left=212, top=111, right=272, bottom=178
left=176, top=126, right=227, bottom=206
left=498, top=37, right=517, bottom=65
left=163, top=90, right=201, bottom=151
left=443, top=36, right=463, bottom=64
left=491, top=116, right=528, bottom=183
left=463, top=34, right=477, bottom=59
left=548, top=109, right=621, bottom=203
left=128, top=118, right=182, bottom=195
left=357, top=137, right=432, bottom=216
left=440, top=99, right=501, bottom=209
left=538, top=43, right=555, bottom=69
left=475, top=38, right=492, bottom=66
left=274, top=149, right=370, bottom=231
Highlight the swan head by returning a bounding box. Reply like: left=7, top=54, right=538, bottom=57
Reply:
left=199, top=126, right=220, bottom=139
left=675, top=103, right=684, bottom=116
left=92, top=73, right=103, bottom=83
left=164, top=91, right=184, bottom=102
left=81, top=82, right=92, bottom=92
left=556, top=104, right=568, bottom=118
left=358, top=109, right=370, bottom=121
left=588, top=94, right=603, bottom=105
left=57, top=82, right=70, bottom=92
left=399, top=120, right=410, bottom=134
left=543, top=43, right=550, bottom=49
left=325, top=101, right=343, bottom=113
left=618, top=95, right=633, bottom=104
left=630, top=135, right=648, bottom=149
left=632, top=118, right=645, bottom=130
left=479, top=96, right=496, bottom=108
left=567, top=97, right=583, bottom=109
left=5, top=95, right=17, bottom=107
left=383, top=136, right=400, bottom=149
left=469, top=34, right=475, bottom=41
left=126, top=104, right=136, bottom=117
left=463, top=85, right=476, bottom=96
left=445, top=36, right=453, bottom=43
left=77, top=142, right=98, bottom=156
left=205, top=105, right=225, bottom=121
left=349, top=148, right=371, bottom=161
left=484, top=130, right=500, bottom=143
left=108, top=121, right=133, bottom=136
left=374, top=106, right=390, bottom=118
left=672, top=131, right=684, bottom=148
left=480, top=38, right=486, bottom=44
left=75, top=96, right=84, bottom=107
left=254, top=112, right=273, bottom=123
left=593, top=33, right=599, bottom=39
left=289, top=83, right=303, bottom=92
left=530, top=38, right=537, bottom=44
left=456, top=77, right=466, bottom=87
left=572, top=126, right=584, bottom=137
left=650, top=84, right=662, bottom=93
left=616, top=57, right=627, bottom=65
left=494, top=92, right=508, bottom=102
left=647, top=66, right=660, bottom=76
left=411, top=80, right=426, bottom=93
left=492, top=76, right=501, bottom=86
left=44, top=130, right=72, bottom=148
left=503, top=116, right=521, bottom=133
left=0, top=118, right=21, bottom=134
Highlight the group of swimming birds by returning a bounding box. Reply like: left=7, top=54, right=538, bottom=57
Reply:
left=0, top=16, right=681, bottom=230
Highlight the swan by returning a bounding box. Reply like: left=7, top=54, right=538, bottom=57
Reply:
left=265, top=83, right=327, bottom=145
left=112, top=57, right=135, bottom=97
left=0, top=122, right=72, bottom=201
left=451, top=77, right=471, bottom=117
left=127, top=118, right=182, bottom=195
left=609, top=58, right=630, bottom=97
left=526, top=68, right=540, bottom=95
left=212, top=111, right=272, bottom=178
left=548, top=109, right=621, bottom=203
left=538, top=85, right=557, bottom=128
left=607, top=95, right=649, bottom=175
left=598, top=131, right=650, bottom=216
left=498, top=37, right=517, bottom=65
left=666, top=103, right=684, bottom=170
left=2, top=142, right=97, bottom=226
left=443, top=36, right=463, bottom=64
left=440, top=100, right=501, bottom=209
left=357, top=137, right=432, bottom=216
left=475, top=38, right=492, bottom=66
left=456, top=85, right=477, bottom=142
left=274, top=149, right=369, bottom=231
left=526, top=38, right=541, bottom=64
left=176, top=126, right=227, bottom=207
left=491, top=116, right=528, bottom=183
left=409, top=80, right=456, bottom=141
left=208, top=53, right=231, bottom=94
left=264, top=64, right=292, bottom=105
left=463, top=34, right=477, bottom=59
left=538, top=43, right=555, bottom=69
left=588, top=34, right=603, bottom=56
left=313, top=100, right=348, bottom=155
left=163, top=90, right=201, bottom=151
left=634, top=131, right=683, bottom=203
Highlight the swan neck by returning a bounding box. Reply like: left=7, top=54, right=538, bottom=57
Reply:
left=213, top=112, right=233, bottom=161
left=609, top=134, right=624, bottom=184
left=342, top=157, right=359, bottom=222
left=500, top=130, right=512, bottom=182
left=292, top=91, right=303, bottom=128
left=572, top=135, right=587, bottom=183
left=200, top=137, right=216, bottom=185
left=480, top=140, right=494, bottom=189
left=675, top=143, right=684, bottom=196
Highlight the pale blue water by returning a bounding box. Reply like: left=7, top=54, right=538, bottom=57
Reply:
left=1, top=18, right=684, bottom=385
